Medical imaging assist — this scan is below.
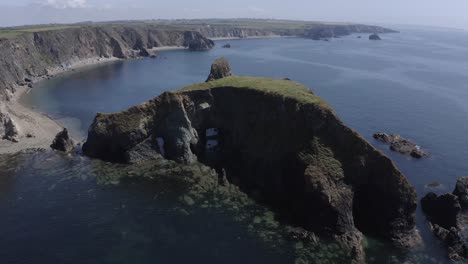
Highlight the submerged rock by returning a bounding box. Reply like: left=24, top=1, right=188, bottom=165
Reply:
left=206, top=57, right=233, bottom=82
left=373, top=132, right=427, bottom=158
left=83, top=61, right=419, bottom=262
left=369, top=33, right=382, bottom=40
left=50, top=128, right=75, bottom=153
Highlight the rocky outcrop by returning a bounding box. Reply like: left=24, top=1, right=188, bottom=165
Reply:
left=206, top=58, right=232, bottom=82
left=453, top=177, right=468, bottom=210
left=421, top=179, right=468, bottom=262
left=50, top=128, right=75, bottom=153
left=184, top=31, right=215, bottom=51
left=373, top=133, right=427, bottom=158
left=421, top=193, right=461, bottom=229
left=0, top=25, right=214, bottom=100
left=83, top=62, right=418, bottom=262
left=0, top=111, right=20, bottom=142
left=369, top=33, right=382, bottom=40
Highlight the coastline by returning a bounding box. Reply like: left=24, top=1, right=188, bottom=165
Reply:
left=210, top=35, right=296, bottom=41
left=0, top=84, right=63, bottom=154
left=0, top=45, right=191, bottom=155
left=0, top=49, right=149, bottom=154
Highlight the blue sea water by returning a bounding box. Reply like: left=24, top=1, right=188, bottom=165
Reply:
left=8, top=27, right=468, bottom=263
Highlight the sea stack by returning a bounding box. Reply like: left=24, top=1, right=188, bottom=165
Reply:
left=51, top=128, right=75, bottom=153
left=205, top=57, right=233, bottom=82
left=369, top=33, right=382, bottom=40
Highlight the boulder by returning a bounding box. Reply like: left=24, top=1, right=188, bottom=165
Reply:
left=206, top=57, right=233, bottom=82
left=373, top=132, right=427, bottom=158
left=453, top=177, right=468, bottom=210
left=50, top=128, right=75, bottom=153
left=369, top=33, right=382, bottom=40
left=0, top=112, right=20, bottom=142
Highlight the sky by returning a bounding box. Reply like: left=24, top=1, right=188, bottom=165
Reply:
left=0, top=0, right=468, bottom=29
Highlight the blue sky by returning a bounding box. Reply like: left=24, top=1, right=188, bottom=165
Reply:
left=1, top=0, right=468, bottom=29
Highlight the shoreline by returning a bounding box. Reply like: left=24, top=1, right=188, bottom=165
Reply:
left=0, top=53, right=149, bottom=154
left=0, top=45, right=189, bottom=155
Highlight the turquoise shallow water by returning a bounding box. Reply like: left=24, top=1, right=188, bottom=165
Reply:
left=10, top=27, right=468, bottom=263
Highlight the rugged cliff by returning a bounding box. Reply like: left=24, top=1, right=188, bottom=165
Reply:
left=0, top=25, right=214, bottom=100
left=190, top=23, right=396, bottom=39
left=302, top=24, right=396, bottom=40
left=83, top=64, right=417, bottom=261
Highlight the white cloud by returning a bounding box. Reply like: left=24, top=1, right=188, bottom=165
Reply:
left=44, top=0, right=88, bottom=8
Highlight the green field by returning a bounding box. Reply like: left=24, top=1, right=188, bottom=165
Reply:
left=179, top=76, right=330, bottom=107
left=0, top=25, right=79, bottom=39
left=0, top=18, right=357, bottom=40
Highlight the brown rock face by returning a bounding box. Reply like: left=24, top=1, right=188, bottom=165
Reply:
left=83, top=76, right=418, bottom=262
left=206, top=58, right=233, bottom=82
left=0, top=25, right=215, bottom=100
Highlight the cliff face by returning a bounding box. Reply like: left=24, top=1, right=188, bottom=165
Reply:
left=0, top=25, right=214, bottom=100
left=194, top=25, right=299, bottom=38
left=303, top=24, right=397, bottom=40
left=83, top=75, right=417, bottom=261
left=193, top=24, right=396, bottom=39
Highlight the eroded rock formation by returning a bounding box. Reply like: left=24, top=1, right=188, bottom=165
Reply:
left=0, top=111, right=20, bottom=142
left=421, top=185, right=468, bottom=262
left=50, top=128, right=75, bottom=153
left=206, top=58, right=232, bottom=82
left=83, top=61, right=418, bottom=262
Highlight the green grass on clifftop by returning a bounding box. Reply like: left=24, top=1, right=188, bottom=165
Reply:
left=179, top=76, right=330, bottom=108
left=0, top=26, right=79, bottom=39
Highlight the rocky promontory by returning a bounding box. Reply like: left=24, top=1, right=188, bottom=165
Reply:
left=83, top=59, right=418, bottom=262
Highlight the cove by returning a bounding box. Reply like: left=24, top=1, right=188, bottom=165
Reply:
left=10, top=28, right=468, bottom=263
